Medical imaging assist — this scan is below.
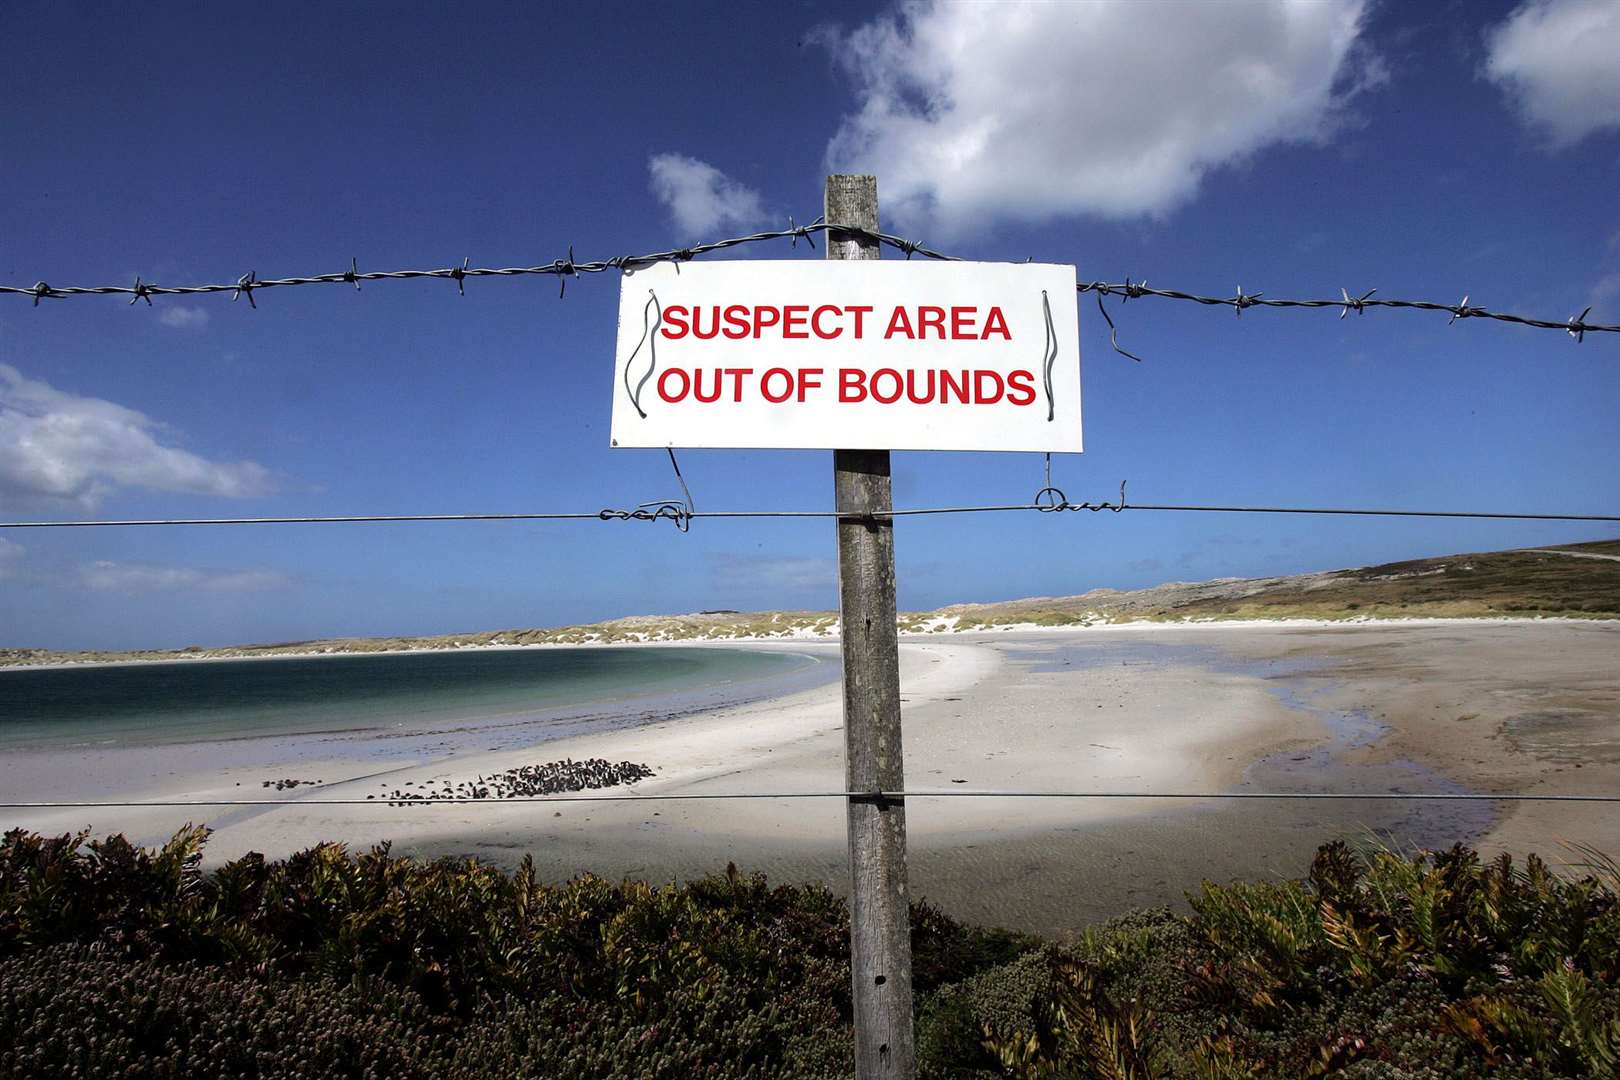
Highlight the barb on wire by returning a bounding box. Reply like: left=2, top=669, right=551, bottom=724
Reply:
left=597, top=447, right=695, bottom=531
left=1569, top=307, right=1593, bottom=343
left=555, top=245, right=577, bottom=298
left=1340, top=287, right=1375, bottom=319
left=787, top=215, right=820, bottom=250
left=1232, top=285, right=1261, bottom=317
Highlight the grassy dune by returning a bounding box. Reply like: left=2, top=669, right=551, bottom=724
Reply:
left=4, top=540, right=1616, bottom=667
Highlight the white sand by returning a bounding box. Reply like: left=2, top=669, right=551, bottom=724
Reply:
left=4, top=621, right=1615, bottom=934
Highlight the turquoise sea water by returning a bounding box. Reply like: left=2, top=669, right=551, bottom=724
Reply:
left=0, top=647, right=822, bottom=751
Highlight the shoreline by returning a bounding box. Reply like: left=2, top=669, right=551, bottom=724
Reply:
left=2, top=612, right=1609, bottom=673
left=2, top=622, right=1615, bottom=934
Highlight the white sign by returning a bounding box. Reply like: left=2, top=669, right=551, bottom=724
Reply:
left=609, top=261, right=1081, bottom=452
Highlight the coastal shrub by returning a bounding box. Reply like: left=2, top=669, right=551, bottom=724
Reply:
left=955, top=840, right=1620, bottom=1078
left=918, top=946, right=1055, bottom=1073
left=0, top=945, right=456, bottom=1078
left=450, top=965, right=851, bottom=1078
left=4, top=828, right=1618, bottom=1078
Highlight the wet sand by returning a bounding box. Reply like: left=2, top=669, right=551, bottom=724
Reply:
left=2, top=621, right=1615, bottom=936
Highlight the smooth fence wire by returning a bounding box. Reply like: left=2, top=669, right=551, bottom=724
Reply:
left=3, top=501, right=1618, bottom=530
left=4, top=221, right=1615, bottom=344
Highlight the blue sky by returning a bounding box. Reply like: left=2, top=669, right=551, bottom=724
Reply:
left=2, top=0, right=1618, bottom=651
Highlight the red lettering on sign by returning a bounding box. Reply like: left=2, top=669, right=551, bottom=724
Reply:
left=812, top=305, right=842, bottom=339
left=870, top=368, right=903, bottom=404
left=693, top=368, right=722, bottom=403
left=839, top=368, right=867, bottom=402
left=939, top=369, right=969, bottom=404
left=797, top=368, right=823, bottom=402
left=657, top=367, right=690, bottom=402
left=660, top=303, right=1013, bottom=342
left=906, top=369, right=936, bottom=405
left=974, top=370, right=1005, bottom=404
left=724, top=367, right=753, bottom=401
left=849, top=305, right=873, bottom=339
left=761, top=368, right=794, bottom=402
left=782, top=305, right=809, bottom=339
left=950, top=306, right=977, bottom=339
left=661, top=305, right=689, bottom=340
left=1006, top=370, right=1036, bottom=406
left=917, top=306, right=946, bottom=339
left=690, top=306, right=720, bottom=340
left=983, top=306, right=1010, bottom=339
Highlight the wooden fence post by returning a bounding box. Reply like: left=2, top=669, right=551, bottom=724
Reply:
left=826, top=173, right=916, bottom=1079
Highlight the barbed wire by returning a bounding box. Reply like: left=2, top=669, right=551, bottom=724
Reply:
left=3, top=497, right=1616, bottom=532
left=0, top=221, right=949, bottom=306
left=2, top=790, right=1617, bottom=809
left=4, top=221, right=1613, bottom=345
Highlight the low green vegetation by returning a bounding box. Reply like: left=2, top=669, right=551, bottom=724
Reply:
left=2, top=828, right=1616, bottom=1077
left=4, top=541, right=1617, bottom=667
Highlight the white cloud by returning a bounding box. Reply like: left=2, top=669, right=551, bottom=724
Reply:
left=0, top=364, right=273, bottom=507
left=648, top=154, right=767, bottom=238
left=156, top=305, right=210, bottom=329
left=1485, top=0, right=1620, bottom=147
left=819, top=0, right=1377, bottom=234
left=0, top=537, right=22, bottom=581
left=78, top=561, right=289, bottom=595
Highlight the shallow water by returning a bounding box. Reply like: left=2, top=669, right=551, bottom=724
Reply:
left=0, top=647, right=828, bottom=752
left=1005, top=636, right=1497, bottom=847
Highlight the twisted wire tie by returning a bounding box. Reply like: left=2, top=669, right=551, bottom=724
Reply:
left=596, top=447, right=693, bottom=531
left=1035, top=480, right=1128, bottom=514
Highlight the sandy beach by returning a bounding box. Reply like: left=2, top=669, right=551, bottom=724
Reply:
left=2, top=620, right=1615, bottom=935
